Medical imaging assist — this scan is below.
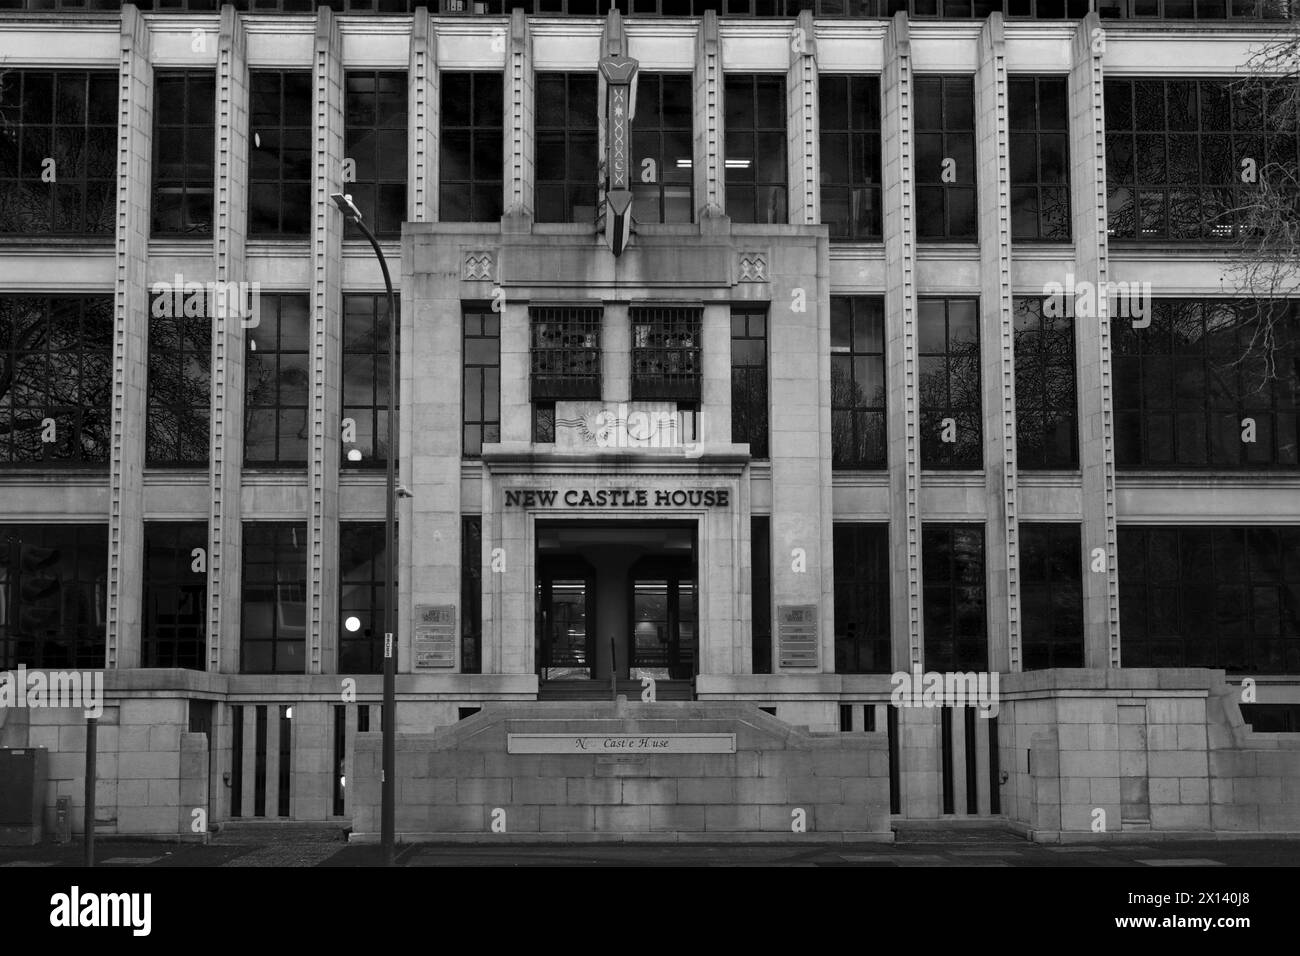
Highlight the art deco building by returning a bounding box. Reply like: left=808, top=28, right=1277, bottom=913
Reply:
left=0, top=0, right=1297, bottom=840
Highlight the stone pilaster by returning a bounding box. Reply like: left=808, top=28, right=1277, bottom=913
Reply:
left=603, top=302, right=630, bottom=403
left=210, top=3, right=248, bottom=674
left=308, top=8, right=344, bottom=675
left=106, top=3, right=152, bottom=671
left=786, top=9, right=819, bottom=227
left=1069, top=13, right=1120, bottom=669
left=408, top=6, right=438, bottom=223
left=975, top=14, right=1019, bottom=675
left=502, top=8, right=533, bottom=232
left=693, top=11, right=723, bottom=222
left=881, top=13, right=922, bottom=674
left=700, top=303, right=730, bottom=445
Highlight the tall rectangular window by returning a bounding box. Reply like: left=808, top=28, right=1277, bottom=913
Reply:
left=439, top=72, right=502, bottom=223
left=339, top=522, right=386, bottom=675
left=751, top=515, right=771, bottom=674
left=461, top=515, right=482, bottom=674
left=535, top=73, right=597, bottom=223
left=922, top=524, right=987, bottom=672
left=147, top=297, right=211, bottom=467
left=919, top=297, right=981, bottom=469
left=831, top=296, right=887, bottom=469
left=246, top=293, right=310, bottom=468
left=341, top=293, right=397, bottom=469
left=724, top=74, right=787, bottom=224
left=530, top=306, right=601, bottom=443
left=1105, top=78, right=1300, bottom=241
left=1112, top=300, right=1299, bottom=469
left=248, top=71, right=312, bottom=236
left=0, top=524, right=107, bottom=669
left=631, top=73, right=693, bottom=224
left=1119, top=525, right=1300, bottom=673
left=819, top=75, right=882, bottom=240
left=0, top=71, right=116, bottom=236
left=833, top=523, right=891, bottom=674
left=1008, top=76, right=1070, bottom=242
left=731, top=308, right=768, bottom=460
left=914, top=75, right=976, bottom=241
left=241, top=522, right=307, bottom=674
left=0, top=296, right=112, bottom=466
left=1014, top=297, right=1077, bottom=469
left=462, top=307, right=500, bottom=458
left=152, top=71, right=215, bottom=236
left=143, top=522, right=207, bottom=669
left=1019, top=522, right=1083, bottom=669
left=631, top=306, right=702, bottom=402
left=344, top=71, right=407, bottom=240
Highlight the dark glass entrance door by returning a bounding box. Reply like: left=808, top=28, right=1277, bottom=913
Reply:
left=628, top=556, right=696, bottom=680
left=536, top=556, right=596, bottom=680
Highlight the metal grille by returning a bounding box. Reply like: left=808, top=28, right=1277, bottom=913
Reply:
left=529, top=307, right=602, bottom=400
left=631, top=306, right=702, bottom=401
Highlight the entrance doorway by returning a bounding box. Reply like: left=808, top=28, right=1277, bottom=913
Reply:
left=535, top=522, right=697, bottom=692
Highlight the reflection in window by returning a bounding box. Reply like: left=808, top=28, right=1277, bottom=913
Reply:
left=831, top=296, right=887, bottom=469
left=341, top=293, right=398, bottom=468
left=919, top=297, right=981, bottom=468
left=1019, top=523, right=1083, bottom=669
left=1014, top=297, right=1078, bottom=469
left=241, top=522, right=307, bottom=674
left=462, top=307, right=500, bottom=458
left=249, top=71, right=312, bottom=236
left=1119, top=525, right=1300, bottom=673
left=345, top=70, right=408, bottom=239
left=0, top=524, right=107, bottom=669
left=143, top=522, right=207, bottom=669
left=631, top=306, right=702, bottom=401
left=632, top=73, right=694, bottom=224
left=339, top=522, right=386, bottom=675
left=833, top=523, right=891, bottom=674
left=1112, top=300, right=1300, bottom=469
left=246, top=293, right=311, bottom=467
left=152, top=71, right=215, bottom=236
left=1008, top=76, right=1070, bottom=242
left=0, top=296, right=113, bottom=466
left=915, top=75, right=977, bottom=241
left=922, top=523, right=987, bottom=672
left=819, top=75, right=882, bottom=240
left=439, top=72, right=502, bottom=223
left=724, top=74, right=787, bottom=224
left=148, top=301, right=211, bottom=467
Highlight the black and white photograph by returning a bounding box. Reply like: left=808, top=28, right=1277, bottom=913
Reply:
left=0, top=0, right=1295, bottom=937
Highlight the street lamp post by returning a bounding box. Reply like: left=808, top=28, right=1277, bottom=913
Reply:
left=331, top=193, right=397, bottom=866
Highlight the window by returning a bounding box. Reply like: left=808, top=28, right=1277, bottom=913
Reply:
left=345, top=71, right=407, bottom=240
left=915, top=75, right=976, bottom=241
left=463, top=307, right=500, bottom=458
left=631, top=73, right=693, bottom=224
left=249, top=71, right=312, bottom=237
left=0, top=71, right=116, bottom=236
left=0, top=524, right=106, bottom=669
left=731, top=308, right=768, bottom=459
left=831, top=296, right=887, bottom=469
left=910, top=0, right=1005, bottom=11
left=339, top=522, right=386, bottom=674
left=152, top=71, right=215, bottom=236
left=1014, top=297, right=1077, bottom=469
left=1239, top=704, right=1300, bottom=732
left=1009, top=76, right=1070, bottom=242
left=143, top=522, right=207, bottom=669
left=1019, top=523, right=1083, bottom=669
left=922, top=524, right=987, bottom=672
left=439, top=72, right=502, bottom=223
left=535, top=73, right=598, bottom=224
left=530, top=306, right=601, bottom=400
left=751, top=515, right=771, bottom=674
left=631, top=306, right=702, bottom=401
left=1119, top=525, right=1300, bottom=673
left=147, top=298, right=211, bottom=467
left=833, top=523, right=891, bottom=674
left=819, top=75, right=882, bottom=240
left=245, top=293, right=310, bottom=467
left=1105, top=78, right=1300, bottom=241
left=1112, top=300, right=1300, bottom=469
left=241, top=523, right=307, bottom=674
left=341, top=293, right=397, bottom=468
left=0, top=296, right=112, bottom=466
left=461, top=515, right=481, bottom=674
left=1097, top=0, right=1291, bottom=17
left=725, top=75, right=787, bottom=224
left=919, top=297, right=981, bottom=469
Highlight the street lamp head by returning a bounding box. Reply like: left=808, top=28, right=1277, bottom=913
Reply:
left=330, top=192, right=363, bottom=223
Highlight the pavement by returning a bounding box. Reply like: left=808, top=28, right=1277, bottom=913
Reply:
left=2, top=830, right=1299, bottom=867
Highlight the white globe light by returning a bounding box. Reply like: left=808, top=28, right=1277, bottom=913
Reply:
left=347, top=448, right=363, bottom=462
left=344, top=616, right=361, bottom=632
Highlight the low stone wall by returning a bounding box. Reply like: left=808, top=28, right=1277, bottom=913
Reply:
left=1001, top=669, right=1300, bottom=841
left=349, top=700, right=892, bottom=842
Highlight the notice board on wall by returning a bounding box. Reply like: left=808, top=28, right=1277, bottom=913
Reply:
left=777, top=604, right=818, bottom=668
left=413, top=605, right=456, bottom=669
